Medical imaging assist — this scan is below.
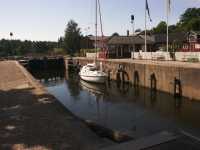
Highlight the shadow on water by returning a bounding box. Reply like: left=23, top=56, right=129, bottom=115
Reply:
left=30, top=69, right=200, bottom=139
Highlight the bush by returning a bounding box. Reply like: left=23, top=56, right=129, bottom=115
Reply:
left=187, top=57, right=199, bottom=63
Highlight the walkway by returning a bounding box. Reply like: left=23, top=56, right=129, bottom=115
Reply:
left=0, top=61, right=108, bottom=150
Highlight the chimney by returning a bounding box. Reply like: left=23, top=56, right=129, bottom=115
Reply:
left=127, top=30, right=129, bottom=36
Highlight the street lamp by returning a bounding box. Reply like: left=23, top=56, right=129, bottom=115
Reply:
left=131, top=15, right=135, bottom=35
left=10, top=32, right=13, bottom=40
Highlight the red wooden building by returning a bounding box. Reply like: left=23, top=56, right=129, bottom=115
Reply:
left=180, top=31, right=200, bottom=52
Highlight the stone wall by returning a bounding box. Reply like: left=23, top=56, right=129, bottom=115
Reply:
left=132, top=51, right=200, bottom=62
left=66, top=58, right=200, bottom=101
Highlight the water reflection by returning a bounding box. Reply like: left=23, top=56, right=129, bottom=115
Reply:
left=29, top=69, right=65, bottom=87
left=150, top=90, right=157, bottom=108
left=65, top=72, right=81, bottom=98
left=174, top=97, right=183, bottom=113
left=30, top=69, right=200, bottom=139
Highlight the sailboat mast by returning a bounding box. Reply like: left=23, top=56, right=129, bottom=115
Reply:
left=95, top=0, right=98, bottom=59
left=166, top=0, right=169, bottom=53
left=145, top=0, right=147, bottom=52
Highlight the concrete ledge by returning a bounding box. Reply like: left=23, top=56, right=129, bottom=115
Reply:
left=101, top=131, right=179, bottom=150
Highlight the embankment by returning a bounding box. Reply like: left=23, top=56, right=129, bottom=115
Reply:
left=67, top=58, right=200, bottom=101
left=0, top=61, right=107, bottom=150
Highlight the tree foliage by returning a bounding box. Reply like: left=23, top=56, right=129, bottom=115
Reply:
left=64, top=20, right=81, bottom=54
left=178, top=8, right=200, bottom=31
left=152, top=8, right=200, bottom=34
left=111, top=32, right=120, bottom=36
left=135, top=29, right=142, bottom=33
left=0, top=39, right=57, bottom=57
left=152, top=21, right=167, bottom=34
left=180, top=8, right=200, bottom=25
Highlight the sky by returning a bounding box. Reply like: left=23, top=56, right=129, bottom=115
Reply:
left=0, top=0, right=200, bottom=41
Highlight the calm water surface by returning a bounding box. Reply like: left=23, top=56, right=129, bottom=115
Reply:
left=30, top=69, right=200, bottom=139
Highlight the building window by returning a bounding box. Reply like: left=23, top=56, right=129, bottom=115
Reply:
left=197, top=35, right=200, bottom=43
left=189, top=35, right=196, bottom=43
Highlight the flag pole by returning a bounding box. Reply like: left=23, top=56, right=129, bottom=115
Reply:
left=145, top=0, right=147, bottom=52
left=131, top=15, right=135, bottom=59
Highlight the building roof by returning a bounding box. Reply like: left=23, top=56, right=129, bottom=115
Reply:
left=154, top=32, right=189, bottom=43
left=107, top=31, right=200, bottom=45
left=88, top=36, right=110, bottom=41
left=108, top=35, right=154, bottom=45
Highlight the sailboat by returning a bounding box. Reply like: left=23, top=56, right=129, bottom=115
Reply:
left=79, top=0, right=107, bottom=83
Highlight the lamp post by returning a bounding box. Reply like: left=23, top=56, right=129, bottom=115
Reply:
left=9, top=32, right=14, bottom=56
left=131, top=15, right=135, bottom=36
left=131, top=15, right=135, bottom=59
left=10, top=32, right=13, bottom=40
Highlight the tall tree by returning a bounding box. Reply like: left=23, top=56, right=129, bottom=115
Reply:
left=152, top=21, right=167, bottom=34
left=186, top=18, right=200, bottom=31
left=180, top=8, right=200, bottom=24
left=111, top=32, right=119, bottom=37
left=135, top=29, right=142, bottom=33
left=179, top=8, right=200, bottom=31
left=58, top=37, right=64, bottom=48
left=64, top=20, right=81, bottom=54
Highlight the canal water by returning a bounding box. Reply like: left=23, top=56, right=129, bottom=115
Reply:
left=30, top=69, right=200, bottom=139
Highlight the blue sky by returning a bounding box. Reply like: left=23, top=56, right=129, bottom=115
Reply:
left=0, top=0, right=200, bottom=41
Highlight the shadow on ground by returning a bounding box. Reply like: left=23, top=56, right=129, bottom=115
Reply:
left=0, top=88, right=105, bottom=150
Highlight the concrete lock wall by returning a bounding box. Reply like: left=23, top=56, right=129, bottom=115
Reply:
left=67, top=58, right=200, bottom=101
left=131, top=52, right=172, bottom=60
left=86, top=53, right=99, bottom=58
left=175, top=52, right=200, bottom=61
left=131, top=52, right=200, bottom=61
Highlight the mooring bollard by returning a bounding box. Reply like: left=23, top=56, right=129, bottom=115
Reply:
left=174, top=78, right=182, bottom=97
left=150, top=73, right=157, bottom=91
left=134, top=71, right=139, bottom=87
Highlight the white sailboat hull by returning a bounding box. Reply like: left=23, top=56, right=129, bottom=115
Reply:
left=80, top=74, right=106, bottom=83
left=79, top=63, right=107, bottom=84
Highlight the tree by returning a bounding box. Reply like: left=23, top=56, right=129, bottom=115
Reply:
left=58, top=37, right=64, bottom=48
left=0, top=39, right=57, bottom=57
left=180, top=8, right=200, bottom=25
left=135, top=28, right=142, bottom=33
left=168, top=25, right=177, bottom=33
left=186, top=18, right=200, bottom=31
left=111, top=32, right=119, bottom=36
left=179, top=8, right=200, bottom=31
left=152, top=21, right=167, bottom=34
left=150, top=8, right=200, bottom=33
left=64, top=20, right=81, bottom=55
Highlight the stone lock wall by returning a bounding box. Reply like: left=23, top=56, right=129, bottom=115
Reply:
left=66, top=58, right=200, bottom=101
